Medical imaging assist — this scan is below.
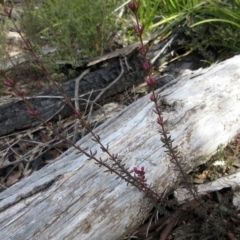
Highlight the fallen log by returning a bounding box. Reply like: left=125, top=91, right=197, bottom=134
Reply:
left=0, top=34, right=202, bottom=137
left=175, top=170, right=240, bottom=206
left=0, top=55, right=240, bottom=240
left=0, top=53, right=146, bottom=136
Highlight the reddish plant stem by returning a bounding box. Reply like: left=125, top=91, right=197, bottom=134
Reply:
left=152, top=93, right=201, bottom=204
left=1, top=7, right=163, bottom=202
left=129, top=0, right=203, bottom=206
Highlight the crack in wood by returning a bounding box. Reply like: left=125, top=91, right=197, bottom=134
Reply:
left=0, top=174, right=62, bottom=212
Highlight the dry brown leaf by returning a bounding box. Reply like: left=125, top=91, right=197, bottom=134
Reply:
left=17, top=141, right=27, bottom=153
left=5, top=170, right=22, bottom=187
left=40, top=131, right=52, bottom=143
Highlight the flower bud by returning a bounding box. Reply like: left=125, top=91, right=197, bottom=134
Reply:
left=75, top=112, right=80, bottom=118
left=3, top=7, right=9, bottom=16
left=27, top=109, right=39, bottom=116
left=133, top=167, right=139, bottom=174
left=3, top=78, right=14, bottom=87
left=146, top=77, right=156, bottom=87
left=17, top=88, right=24, bottom=96
left=142, top=61, right=151, bottom=72
left=128, top=1, right=140, bottom=13
left=150, top=94, right=156, bottom=102
left=139, top=45, right=148, bottom=56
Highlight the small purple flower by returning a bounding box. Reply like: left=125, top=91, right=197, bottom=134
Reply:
left=3, top=78, right=14, bottom=87
left=17, top=88, right=24, bottom=96
left=146, top=77, right=156, bottom=87
left=133, top=166, right=139, bottom=174
left=27, top=109, right=39, bottom=116
left=3, top=7, right=9, bottom=16
left=150, top=94, right=156, bottom=102
left=142, top=61, right=151, bottom=72
left=133, top=166, right=145, bottom=177
left=74, top=112, right=80, bottom=118
left=128, top=0, right=140, bottom=13
left=139, top=46, right=148, bottom=56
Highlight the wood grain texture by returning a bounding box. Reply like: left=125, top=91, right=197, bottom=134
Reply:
left=0, top=55, right=240, bottom=239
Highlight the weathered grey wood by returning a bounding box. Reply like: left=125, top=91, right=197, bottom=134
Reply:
left=0, top=55, right=240, bottom=240
left=174, top=170, right=240, bottom=204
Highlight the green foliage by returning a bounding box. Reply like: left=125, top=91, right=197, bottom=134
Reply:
left=199, top=202, right=230, bottom=239
left=20, top=0, right=121, bottom=68
left=138, top=0, right=162, bottom=32
left=149, top=0, right=240, bottom=61
left=123, top=0, right=162, bottom=42
left=0, top=6, right=9, bottom=93
left=0, top=6, right=8, bottom=69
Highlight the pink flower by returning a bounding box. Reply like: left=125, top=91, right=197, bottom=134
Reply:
left=17, top=88, right=24, bottom=96
left=27, top=109, right=39, bottom=116
left=133, top=167, right=139, bottom=174
left=128, top=0, right=140, bottom=13
left=133, top=166, right=145, bottom=176
left=142, top=61, right=151, bottom=72
left=74, top=112, right=80, bottom=118
left=146, top=77, right=156, bottom=87
left=139, top=46, right=148, bottom=56
left=3, top=78, right=14, bottom=87
left=150, top=94, right=156, bottom=102
left=3, top=7, right=9, bottom=16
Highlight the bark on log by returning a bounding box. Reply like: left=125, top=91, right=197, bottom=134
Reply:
left=0, top=53, right=146, bottom=136
left=0, top=55, right=240, bottom=240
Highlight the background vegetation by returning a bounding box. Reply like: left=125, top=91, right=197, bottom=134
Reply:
left=151, top=0, right=240, bottom=62
left=20, top=0, right=123, bottom=69
left=1, top=0, right=240, bottom=75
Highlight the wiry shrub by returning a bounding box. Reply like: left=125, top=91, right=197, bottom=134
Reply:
left=20, top=0, right=122, bottom=68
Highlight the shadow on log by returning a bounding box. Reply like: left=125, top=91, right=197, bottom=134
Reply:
left=0, top=55, right=240, bottom=239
